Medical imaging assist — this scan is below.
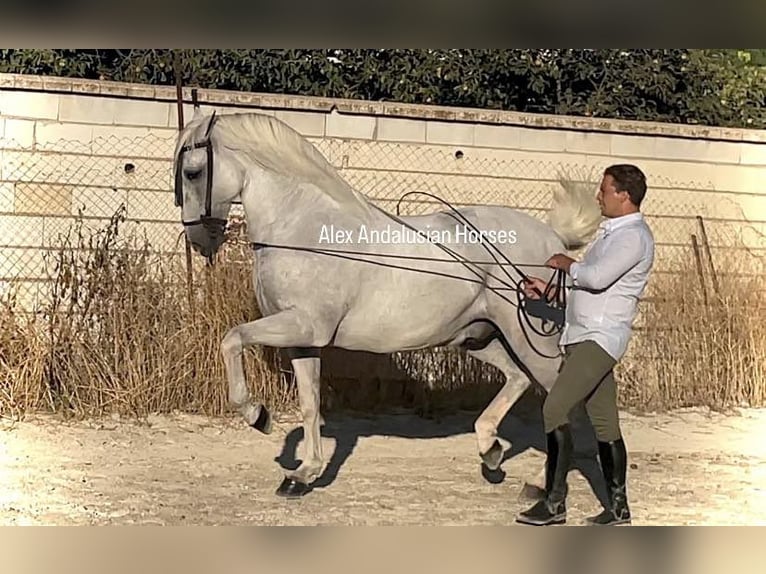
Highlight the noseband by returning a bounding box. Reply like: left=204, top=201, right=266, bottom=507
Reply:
left=174, top=112, right=228, bottom=232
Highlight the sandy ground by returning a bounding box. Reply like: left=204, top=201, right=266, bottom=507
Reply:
left=1, top=404, right=765, bottom=526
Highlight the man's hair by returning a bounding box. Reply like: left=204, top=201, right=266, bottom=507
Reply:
left=604, top=164, right=647, bottom=207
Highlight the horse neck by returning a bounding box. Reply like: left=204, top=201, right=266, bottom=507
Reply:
left=239, top=169, right=381, bottom=245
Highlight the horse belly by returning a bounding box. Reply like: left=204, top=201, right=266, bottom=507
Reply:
left=332, top=277, right=483, bottom=353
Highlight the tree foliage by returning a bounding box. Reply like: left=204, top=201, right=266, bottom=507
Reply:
left=0, top=49, right=764, bottom=129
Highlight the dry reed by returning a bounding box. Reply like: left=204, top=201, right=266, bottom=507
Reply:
left=1, top=211, right=765, bottom=421
left=1, top=208, right=288, bottom=420
left=617, top=246, right=766, bottom=412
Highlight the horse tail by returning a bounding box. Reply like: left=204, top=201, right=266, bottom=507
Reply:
left=546, top=171, right=603, bottom=250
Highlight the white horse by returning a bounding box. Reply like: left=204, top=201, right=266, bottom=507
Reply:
left=173, top=110, right=601, bottom=497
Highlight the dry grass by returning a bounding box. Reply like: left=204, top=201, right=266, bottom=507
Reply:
left=0, top=295, right=48, bottom=420
left=1, top=211, right=765, bottom=421
left=618, top=247, right=766, bottom=412
left=1, top=208, right=288, bottom=420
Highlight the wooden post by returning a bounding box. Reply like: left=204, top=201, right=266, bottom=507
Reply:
left=691, top=233, right=709, bottom=305
left=696, top=215, right=720, bottom=296
left=173, top=50, right=195, bottom=314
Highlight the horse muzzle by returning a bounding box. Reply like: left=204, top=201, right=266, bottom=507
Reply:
left=185, top=217, right=228, bottom=258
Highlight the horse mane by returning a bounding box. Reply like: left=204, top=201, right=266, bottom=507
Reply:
left=177, top=111, right=374, bottom=219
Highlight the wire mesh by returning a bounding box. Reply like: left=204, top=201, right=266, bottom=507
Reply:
left=1, top=116, right=765, bottom=313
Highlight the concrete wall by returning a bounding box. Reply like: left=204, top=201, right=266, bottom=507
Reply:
left=1, top=72, right=766, bottom=311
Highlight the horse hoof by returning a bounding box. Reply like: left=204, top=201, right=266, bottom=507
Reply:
left=481, top=463, right=506, bottom=485
left=250, top=406, right=272, bottom=435
left=480, top=439, right=504, bottom=471
left=518, top=483, right=546, bottom=502
left=276, top=477, right=312, bottom=498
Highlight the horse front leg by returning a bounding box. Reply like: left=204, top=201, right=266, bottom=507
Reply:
left=220, top=310, right=330, bottom=497
left=221, top=311, right=312, bottom=432
left=275, top=349, right=324, bottom=498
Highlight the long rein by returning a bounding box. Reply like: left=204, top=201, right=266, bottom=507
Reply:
left=247, top=192, right=570, bottom=359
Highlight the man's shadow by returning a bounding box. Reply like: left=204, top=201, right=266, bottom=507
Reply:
left=273, top=347, right=610, bottom=506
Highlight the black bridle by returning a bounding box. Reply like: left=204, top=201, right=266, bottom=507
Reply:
left=174, top=112, right=228, bottom=231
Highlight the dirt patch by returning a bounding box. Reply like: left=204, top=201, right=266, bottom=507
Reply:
left=1, top=407, right=765, bottom=525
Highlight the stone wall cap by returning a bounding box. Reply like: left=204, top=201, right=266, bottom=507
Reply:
left=1, top=72, right=765, bottom=144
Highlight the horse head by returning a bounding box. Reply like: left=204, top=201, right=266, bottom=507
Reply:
left=173, top=111, right=243, bottom=259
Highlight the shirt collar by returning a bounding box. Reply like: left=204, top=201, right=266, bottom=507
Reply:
left=599, top=212, right=644, bottom=235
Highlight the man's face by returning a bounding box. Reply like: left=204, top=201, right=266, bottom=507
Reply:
left=596, top=174, right=628, bottom=217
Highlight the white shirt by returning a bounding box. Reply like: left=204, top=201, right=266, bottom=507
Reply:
left=560, top=211, right=655, bottom=361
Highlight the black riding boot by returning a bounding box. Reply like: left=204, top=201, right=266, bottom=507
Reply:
left=586, top=438, right=631, bottom=525
left=516, top=424, right=572, bottom=526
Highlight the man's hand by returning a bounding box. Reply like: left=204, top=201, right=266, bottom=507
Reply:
left=546, top=253, right=576, bottom=273
left=522, top=276, right=549, bottom=300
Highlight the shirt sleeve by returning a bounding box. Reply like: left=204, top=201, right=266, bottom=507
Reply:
left=569, top=228, right=646, bottom=291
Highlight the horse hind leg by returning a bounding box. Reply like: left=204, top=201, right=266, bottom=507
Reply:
left=467, top=338, right=531, bottom=472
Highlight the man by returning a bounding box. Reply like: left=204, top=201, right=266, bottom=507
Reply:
left=516, top=164, right=655, bottom=527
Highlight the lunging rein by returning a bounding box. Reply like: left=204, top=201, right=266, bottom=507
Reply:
left=251, top=191, right=568, bottom=359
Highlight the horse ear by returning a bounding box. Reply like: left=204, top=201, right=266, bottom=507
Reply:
left=192, top=106, right=204, bottom=121
left=203, top=110, right=217, bottom=137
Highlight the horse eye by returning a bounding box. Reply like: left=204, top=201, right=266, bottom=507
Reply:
left=184, top=169, right=202, bottom=181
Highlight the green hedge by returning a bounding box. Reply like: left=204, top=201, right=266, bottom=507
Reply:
left=1, top=49, right=764, bottom=129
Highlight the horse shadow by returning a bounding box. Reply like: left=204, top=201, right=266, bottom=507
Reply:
left=274, top=347, right=610, bottom=506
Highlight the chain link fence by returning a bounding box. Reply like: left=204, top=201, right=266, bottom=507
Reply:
left=2, top=120, right=765, bottom=315
left=2, top=108, right=766, bottom=415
